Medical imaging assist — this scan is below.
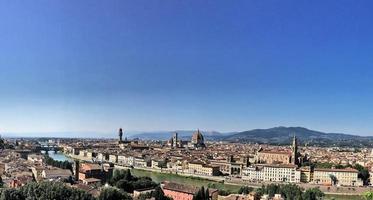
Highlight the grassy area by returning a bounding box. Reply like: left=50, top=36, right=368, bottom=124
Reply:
left=130, top=168, right=241, bottom=193
left=325, top=194, right=363, bottom=200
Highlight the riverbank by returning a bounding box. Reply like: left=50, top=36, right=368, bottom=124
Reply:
left=129, top=167, right=243, bottom=193
left=66, top=153, right=366, bottom=199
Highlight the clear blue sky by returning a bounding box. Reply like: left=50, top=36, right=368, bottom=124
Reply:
left=1, top=0, right=373, bottom=136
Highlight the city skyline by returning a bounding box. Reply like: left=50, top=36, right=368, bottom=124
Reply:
left=2, top=1, right=373, bottom=136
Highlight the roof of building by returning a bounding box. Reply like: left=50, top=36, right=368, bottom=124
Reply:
left=260, top=164, right=298, bottom=168
left=314, top=168, right=358, bottom=173
left=162, top=181, right=217, bottom=195
left=43, top=169, right=72, bottom=177
left=258, top=150, right=291, bottom=155
left=83, top=178, right=101, bottom=183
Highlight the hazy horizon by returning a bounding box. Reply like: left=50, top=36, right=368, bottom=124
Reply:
left=1, top=126, right=371, bottom=138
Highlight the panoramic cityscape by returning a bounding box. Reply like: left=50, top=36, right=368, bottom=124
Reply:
left=2, top=1, right=373, bottom=200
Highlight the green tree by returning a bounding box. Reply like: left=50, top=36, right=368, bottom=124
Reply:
left=266, top=184, right=280, bottom=197
left=238, top=186, right=253, bottom=195
left=255, top=185, right=266, bottom=197
left=0, top=188, right=23, bottom=200
left=279, top=184, right=303, bottom=200
left=115, top=179, right=133, bottom=193
left=329, top=174, right=337, bottom=185
left=193, top=186, right=209, bottom=200
left=354, top=164, right=370, bottom=185
left=110, top=169, right=157, bottom=193
left=20, top=181, right=95, bottom=200
left=303, top=188, right=324, bottom=200
left=44, top=154, right=73, bottom=172
left=363, top=191, right=373, bottom=200
left=111, top=169, right=133, bottom=184
left=99, top=187, right=132, bottom=200
left=256, top=183, right=306, bottom=200
left=152, top=186, right=172, bottom=200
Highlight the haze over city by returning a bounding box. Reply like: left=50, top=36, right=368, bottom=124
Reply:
left=1, top=1, right=373, bottom=137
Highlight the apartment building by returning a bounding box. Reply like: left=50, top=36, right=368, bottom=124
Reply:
left=313, top=168, right=363, bottom=186
left=188, top=161, right=220, bottom=176
left=242, top=164, right=301, bottom=183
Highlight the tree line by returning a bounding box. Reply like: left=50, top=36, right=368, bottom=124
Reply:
left=108, top=169, right=171, bottom=200
left=192, top=184, right=324, bottom=200
left=0, top=182, right=94, bottom=200
left=44, top=154, right=73, bottom=171
left=256, top=183, right=324, bottom=200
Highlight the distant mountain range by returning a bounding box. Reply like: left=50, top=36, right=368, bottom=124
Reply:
left=130, top=126, right=373, bottom=147
left=221, top=126, right=373, bottom=146
left=128, top=130, right=226, bottom=141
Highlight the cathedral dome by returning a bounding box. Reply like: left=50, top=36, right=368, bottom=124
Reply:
left=191, top=129, right=205, bottom=146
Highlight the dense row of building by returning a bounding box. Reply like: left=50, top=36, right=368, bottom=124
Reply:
left=61, top=129, right=364, bottom=187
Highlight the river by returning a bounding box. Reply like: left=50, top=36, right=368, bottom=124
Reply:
left=41, top=151, right=72, bottom=162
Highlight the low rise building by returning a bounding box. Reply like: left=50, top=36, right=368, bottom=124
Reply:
left=109, top=154, right=118, bottom=163
left=118, top=155, right=135, bottom=166
left=42, top=169, right=72, bottom=181
left=162, top=182, right=218, bottom=200
left=27, top=154, right=44, bottom=164
left=78, top=163, right=113, bottom=183
left=312, top=168, right=363, bottom=186
left=134, top=157, right=149, bottom=168
left=188, top=161, right=220, bottom=176
left=242, top=164, right=300, bottom=183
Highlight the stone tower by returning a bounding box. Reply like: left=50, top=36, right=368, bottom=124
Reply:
left=73, top=160, right=80, bottom=181
left=119, top=128, right=123, bottom=143
left=172, top=132, right=178, bottom=148
left=291, top=134, right=298, bottom=165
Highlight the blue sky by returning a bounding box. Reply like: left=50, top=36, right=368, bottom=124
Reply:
left=1, top=0, right=373, bottom=136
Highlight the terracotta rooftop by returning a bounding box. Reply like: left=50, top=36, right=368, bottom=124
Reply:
left=162, top=182, right=217, bottom=195
left=259, top=150, right=291, bottom=155
left=314, top=168, right=358, bottom=173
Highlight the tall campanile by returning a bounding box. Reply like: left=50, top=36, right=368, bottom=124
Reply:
left=291, top=134, right=298, bottom=165
left=119, top=128, right=123, bottom=143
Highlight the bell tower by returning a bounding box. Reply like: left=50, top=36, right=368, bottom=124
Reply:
left=291, top=134, right=298, bottom=165
left=119, top=128, right=123, bottom=143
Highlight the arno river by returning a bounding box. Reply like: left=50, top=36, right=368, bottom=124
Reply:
left=42, top=151, right=72, bottom=162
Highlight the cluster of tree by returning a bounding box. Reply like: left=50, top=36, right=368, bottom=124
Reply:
left=354, top=164, right=370, bottom=185
left=206, top=183, right=231, bottom=196
left=255, top=183, right=324, bottom=200
left=0, top=182, right=95, bottom=200
left=98, top=187, right=132, bottom=200
left=110, top=169, right=158, bottom=193
left=192, top=186, right=210, bottom=200
left=363, top=191, right=373, bottom=200
left=138, top=186, right=172, bottom=200
left=44, top=154, right=73, bottom=171
left=238, top=186, right=254, bottom=195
